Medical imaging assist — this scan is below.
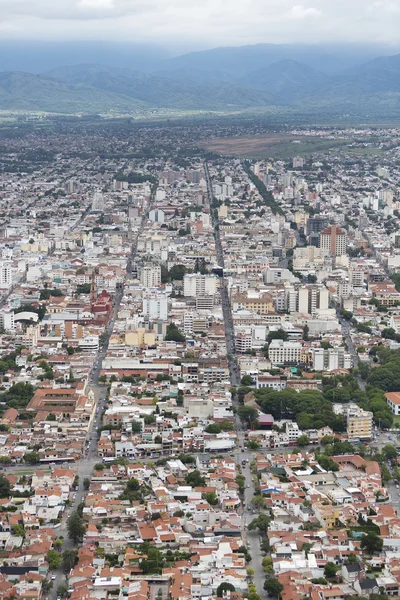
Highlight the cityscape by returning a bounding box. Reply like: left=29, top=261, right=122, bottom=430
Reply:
left=0, top=116, right=397, bottom=600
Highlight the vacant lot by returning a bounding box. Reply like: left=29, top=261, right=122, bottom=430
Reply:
left=201, top=134, right=352, bottom=159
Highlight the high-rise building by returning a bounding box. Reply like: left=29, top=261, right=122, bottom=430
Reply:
left=183, top=273, right=217, bottom=298
left=293, top=156, right=304, bottom=168
left=320, top=225, right=347, bottom=256
left=142, top=294, right=168, bottom=320
left=0, top=261, right=12, bottom=290
left=140, top=265, right=161, bottom=288
left=92, top=191, right=104, bottom=212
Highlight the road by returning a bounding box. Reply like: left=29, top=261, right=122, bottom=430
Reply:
left=48, top=184, right=158, bottom=598
left=204, top=161, right=266, bottom=596
left=338, top=313, right=366, bottom=391
left=204, top=161, right=240, bottom=390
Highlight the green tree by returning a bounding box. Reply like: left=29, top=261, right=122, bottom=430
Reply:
left=83, top=478, right=90, bottom=490
left=57, top=583, right=68, bottom=599
left=132, top=420, right=142, bottom=434
left=237, top=405, right=259, bottom=427
left=203, top=492, right=218, bottom=505
left=263, top=577, right=283, bottom=597
left=165, top=323, right=186, bottom=343
left=382, top=444, right=397, bottom=461
left=267, top=329, right=289, bottom=343
left=67, top=511, right=86, bottom=544
left=0, top=474, right=11, bottom=498
left=246, top=439, right=261, bottom=450
left=324, top=561, right=339, bottom=579
left=24, top=451, right=40, bottom=464
left=46, top=549, right=61, bottom=569
left=360, top=531, right=383, bottom=555
left=241, top=374, right=254, bottom=386
left=216, top=583, right=235, bottom=597
left=248, top=513, right=270, bottom=533
left=297, top=434, right=310, bottom=446
left=62, top=549, right=78, bottom=572
left=205, top=423, right=221, bottom=434
left=185, top=470, right=206, bottom=487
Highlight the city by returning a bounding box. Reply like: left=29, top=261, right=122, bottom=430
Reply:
left=0, top=118, right=399, bottom=600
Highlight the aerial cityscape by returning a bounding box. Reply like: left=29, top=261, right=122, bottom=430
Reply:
left=0, top=2, right=400, bottom=600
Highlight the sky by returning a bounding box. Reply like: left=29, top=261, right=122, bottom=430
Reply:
left=0, top=0, right=399, bottom=50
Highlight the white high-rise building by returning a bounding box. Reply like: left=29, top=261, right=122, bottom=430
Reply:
left=92, top=191, right=104, bottom=212
left=183, top=273, right=217, bottom=298
left=141, top=265, right=161, bottom=288
left=142, top=294, right=168, bottom=320
left=0, top=262, right=12, bottom=290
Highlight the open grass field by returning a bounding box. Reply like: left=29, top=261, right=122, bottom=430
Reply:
left=201, top=133, right=385, bottom=160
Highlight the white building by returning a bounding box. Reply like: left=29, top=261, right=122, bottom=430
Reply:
left=142, top=294, right=168, bottom=320
left=183, top=273, right=217, bottom=298
left=92, top=191, right=104, bottom=212
left=268, top=340, right=302, bottom=365
left=0, top=261, right=12, bottom=290
left=140, top=265, right=161, bottom=288
left=311, top=347, right=352, bottom=371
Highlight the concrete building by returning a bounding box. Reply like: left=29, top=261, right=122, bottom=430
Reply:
left=141, top=265, right=161, bottom=288
left=183, top=273, right=217, bottom=298
left=0, top=261, right=12, bottom=290
left=92, top=191, right=104, bottom=212
left=385, top=392, right=400, bottom=416
left=268, top=340, right=302, bottom=365
left=311, top=347, right=353, bottom=371
left=320, top=225, right=347, bottom=256
left=142, top=294, right=168, bottom=320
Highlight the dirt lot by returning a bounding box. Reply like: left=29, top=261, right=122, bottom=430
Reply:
left=200, top=134, right=349, bottom=159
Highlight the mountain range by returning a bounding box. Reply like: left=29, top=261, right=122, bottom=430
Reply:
left=0, top=43, right=400, bottom=115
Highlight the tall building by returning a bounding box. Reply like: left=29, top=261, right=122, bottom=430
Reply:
left=142, top=294, right=168, bottom=320
left=292, top=156, right=304, bottom=168
left=0, top=261, right=12, bottom=290
left=310, top=347, right=352, bottom=371
left=269, top=340, right=302, bottom=365
left=92, top=191, right=104, bottom=212
left=140, top=265, right=161, bottom=288
left=285, top=284, right=329, bottom=316
left=306, top=216, right=329, bottom=236
left=183, top=273, right=217, bottom=298
left=320, top=225, right=347, bottom=256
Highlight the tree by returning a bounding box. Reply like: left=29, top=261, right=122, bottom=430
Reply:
left=248, top=513, right=270, bottom=533
left=382, top=444, right=397, bottom=461
left=132, top=420, right=142, bottom=434
left=324, top=561, right=339, bottom=579
left=263, top=577, right=283, bottom=598
left=23, top=451, right=40, bottom=464
left=246, top=439, right=261, bottom=450
left=67, top=511, right=85, bottom=544
left=267, top=329, right=289, bottom=343
left=303, top=324, right=309, bottom=341
left=247, top=567, right=255, bottom=576
left=165, top=323, right=186, bottom=343
left=46, top=549, right=61, bottom=569
left=297, top=434, right=310, bottom=446
left=205, top=423, right=222, bottom=434
left=0, top=474, right=11, bottom=498
left=360, top=531, right=383, bottom=555
left=62, top=549, right=78, bottom=572
left=203, top=492, right=218, bottom=505
left=241, top=374, right=254, bottom=386
left=57, top=583, right=68, bottom=599
left=83, top=478, right=90, bottom=490
left=216, top=583, right=235, bottom=597
left=185, top=470, right=206, bottom=487
left=237, top=405, right=259, bottom=427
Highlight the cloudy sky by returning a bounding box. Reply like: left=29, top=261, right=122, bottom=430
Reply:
left=0, top=0, right=399, bottom=49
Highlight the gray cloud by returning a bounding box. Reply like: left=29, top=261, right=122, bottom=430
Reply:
left=0, top=0, right=398, bottom=47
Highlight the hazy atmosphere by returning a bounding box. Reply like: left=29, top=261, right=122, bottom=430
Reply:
left=1, top=0, right=400, bottom=49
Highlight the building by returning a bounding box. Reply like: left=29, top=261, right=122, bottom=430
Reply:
left=347, top=407, right=373, bottom=440
left=183, top=273, right=217, bottom=298
left=310, top=347, right=353, bottom=371
left=268, top=340, right=302, bottom=366
left=320, top=225, right=347, bottom=256
left=0, top=261, right=12, bottom=290
left=142, top=294, right=168, bottom=320
left=91, top=191, right=104, bottom=212
left=141, top=265, right=161, bottom=288
left=292, top=156, right=304, bottom=168
left=284, top=284, right=329, bottom=315
left=385, top=392, right=400, bottom=416
left=306, top=216, right=329, bottom=236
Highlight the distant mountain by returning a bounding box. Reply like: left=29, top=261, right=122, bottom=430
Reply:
left=156, top=43, right=394, bottom=80
left=1, top=50, right=400, bottom=115
left=0, top=71, right=146, bottom=113
left=239, top=59, right=330, bottom=100
left=47, top=64, right=279, bottom=110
